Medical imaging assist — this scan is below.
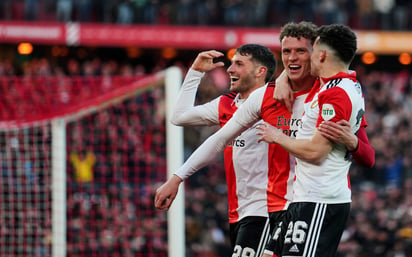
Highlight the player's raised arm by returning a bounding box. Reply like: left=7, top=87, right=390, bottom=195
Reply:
left=171, top=50, right=225, bottom=127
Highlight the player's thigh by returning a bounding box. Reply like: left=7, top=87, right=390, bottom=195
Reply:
left=264, top=211, right=289, bottom=257
left=232, top=216, right=270, bottom=257
left=282, top=202, right=350, bottom=257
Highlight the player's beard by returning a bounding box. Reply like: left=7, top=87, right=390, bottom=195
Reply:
left=230, top=72, right=255, bottom=94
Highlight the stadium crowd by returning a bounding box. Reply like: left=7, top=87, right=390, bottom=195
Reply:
left=0, top=0, right=412, bottom=31
left=1, top=1, right=412, bottom=256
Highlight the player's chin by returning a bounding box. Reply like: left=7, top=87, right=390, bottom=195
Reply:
left=229, top=85, right=238, bottom=92
left=288, top=70, right=302, bottom=79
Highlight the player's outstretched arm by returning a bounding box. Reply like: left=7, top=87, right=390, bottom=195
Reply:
left=273, top=70, right=294, bottom=112
left=154, top=175, right=183, bottom=210
left=318, top=120, right=375, bottom=167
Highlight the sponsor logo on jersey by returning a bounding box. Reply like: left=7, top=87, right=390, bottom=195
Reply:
left=283, top=129, right=298, bottom=137
left=276, top=116, right=302, bottom=127
left=227, top=139, right=245, bottom=147
left=321, top=103, right=335, bottom=121
left=276, top=116, right=302, bottom=137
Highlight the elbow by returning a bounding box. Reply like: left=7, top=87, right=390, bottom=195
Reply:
left=170, top=115, right=184, bottom=126
left=362, top=154, right=375, bottom=168
left=306, top=156, right=325, bottom=166
left=352, top=148, right=376, bottom=168
left=170, top=118, right=180, bottom=126
left=301, top=152, right=327, bottom=166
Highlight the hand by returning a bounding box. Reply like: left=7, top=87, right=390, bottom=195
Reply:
left=318, top=120, right=358, bottom=151
left=256, top=122, right=283, bottom=144
left=274, top=70, right=294, bottom=112
left=154, top=175, right=183, bottom=210
left=191, top=50, right=225, bottom=72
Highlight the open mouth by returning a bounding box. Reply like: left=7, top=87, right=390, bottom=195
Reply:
left=289, top=65, right=301, bottom=71
left=231, top=77, right=239, bottom=83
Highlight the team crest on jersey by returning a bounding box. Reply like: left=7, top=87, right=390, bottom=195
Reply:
left=321, top=103, right=335, bottom=120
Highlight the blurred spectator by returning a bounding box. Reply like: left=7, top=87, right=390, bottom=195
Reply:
left=24, top=0, right=38, bottom=21
left=56, top=0, right=73, bottom=22
left=373, top=0, right=395, bottom=30
left=222, top=0, right=243, bottom=26
left=393, top=0, right=411, bottom=30
left=245, top=0, right=269, bottom=27
left=70, top=149, right=96, bottom=183
left=175, top=0, right=194, bottom=25
left=288, top=0, right=314, bottom=23
left=75, top=0, right=92, bottom=22
left=117, top=0, right=134, bottom=24
left=355, top=0, right=375, bottom=29
left=143, top=0, right=159, bottom=24
left=317, top=0, right=348, bottom=25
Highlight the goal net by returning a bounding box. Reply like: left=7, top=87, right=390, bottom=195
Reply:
left=0, top=67, right=184, bottom=257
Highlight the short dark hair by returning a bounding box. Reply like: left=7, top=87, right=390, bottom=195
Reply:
left=316, top=24, right=357, bottom=65
left=279, top=21, right=318, bottom=45
left=236, top=44, right=277, bottom=83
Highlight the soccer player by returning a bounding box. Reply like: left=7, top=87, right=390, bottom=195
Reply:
left=257, top=24, right=366, bottom=257
left=156, top=44, right=278, bottom=257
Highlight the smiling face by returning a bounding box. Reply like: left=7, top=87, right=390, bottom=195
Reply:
left=281, top=36, right=313, bottom=86
left=226, top=52, right=260, bottom=96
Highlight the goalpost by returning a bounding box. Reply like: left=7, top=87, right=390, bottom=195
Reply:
left=0, top=67, right=184, bottom=257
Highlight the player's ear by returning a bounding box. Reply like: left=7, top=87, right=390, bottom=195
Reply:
left=256, top=66, right=267, bottom=78
left=320, top=49, right=327, bottom=62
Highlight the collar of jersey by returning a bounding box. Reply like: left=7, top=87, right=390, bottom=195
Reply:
left=231, top=93, right=245, bottom=107
left=320, top=71, right=357, bottom=85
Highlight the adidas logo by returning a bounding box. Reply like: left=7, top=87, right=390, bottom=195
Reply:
left=289, top=244, right=300, bottom=253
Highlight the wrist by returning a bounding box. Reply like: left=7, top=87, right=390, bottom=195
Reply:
left=172, top=174, right=183, bottom=184
left=348, top=138, right=359, bottom=152
left=189, top=68, right=205, bottom=76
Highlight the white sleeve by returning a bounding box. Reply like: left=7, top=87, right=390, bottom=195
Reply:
left=171, top=68, right=220, bottom=126
left=174, top=116, right=246, bottom=180
left=232, top=86, right=265, bottom=128
left=174, top=86, right=264, bottom=180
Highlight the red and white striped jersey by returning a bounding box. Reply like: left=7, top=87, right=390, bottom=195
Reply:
left=173, top=69, right=272, bottom=222
left=218, top=92, right=270, bottom=222
left=173, top=69, right=311, bottom=223
left=233, top=82, right=311, bottom=214
left=294, top=72, right=365, bottom=204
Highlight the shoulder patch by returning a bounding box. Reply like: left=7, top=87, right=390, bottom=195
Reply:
left=321, top=103, right=335, bottom=121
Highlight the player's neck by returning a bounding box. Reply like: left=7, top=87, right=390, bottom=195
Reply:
left=318, top=62, right=348, bottom=84
left=290, top=76, right=316, bottom=92
left=239, top=82, right=265, bottom=99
